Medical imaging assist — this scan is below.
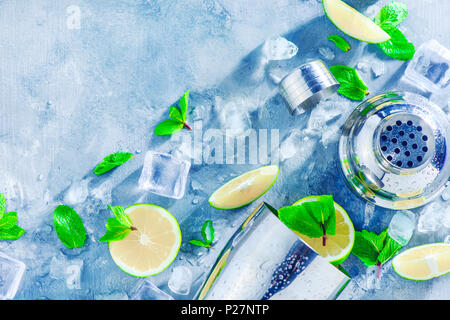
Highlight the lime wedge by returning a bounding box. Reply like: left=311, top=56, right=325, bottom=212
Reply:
left=209, top=165, right=279, bottom=210
left=323, top=0, right=390, bottom=43
left=392, top=243, right=450, bottom=281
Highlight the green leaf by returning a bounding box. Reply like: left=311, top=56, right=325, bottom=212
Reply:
left=0, top=225, right=26, bottom=240
left=94, top=152, right=134, bottom=175
left=377, top=236, right=402, bottom=265
left=0, top=212, right=18, bottom=230
left=99, top=227, right=131, bottom=243
left=278, top=205, right=323, bottom=238
left=377, top=27, right=415, bottom=61
left=107, top=205, right=132, bottom=228
left=179, top=89, right=189, bottom=122
left=318, top=195, right=336, bottom=236
left=53, top=205, right=87, bottom=249
left=169, top=106, right=184, bottom=123
left=352, top=229, right=392, bottom=267
left=374, top=2, right=408, bottom=31
left=0, top=193, right=6, bottom=219
left=189, top=239, right=211, bottom=248
left=329, top=65, right=369, bottom=101
left=154, top=119, right=184, bottom=136
left=328, top=35, right=351, bottom=52
left=201, top=220, right=215, bottom=245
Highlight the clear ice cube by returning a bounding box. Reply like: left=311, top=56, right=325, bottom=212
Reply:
left=402, top=40, right=450, bottom=93
left=262, top=36, right=298, bottom=61
left=388, top=210, right=416, bottom=246
left=132, top=280, right=174, bottom=300
left=0, top=252, right=26, bottom=300
left=138, top=151, right=190, bottom=199
left=168, top=266, right=192, bottom=295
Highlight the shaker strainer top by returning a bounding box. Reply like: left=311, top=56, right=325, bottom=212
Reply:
left=339, top=92, right=450, bottom=210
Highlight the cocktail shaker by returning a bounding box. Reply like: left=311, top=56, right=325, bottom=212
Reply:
left=196, top=202, right=350, bottom=300
left=339, top=91, right=450, bottom=210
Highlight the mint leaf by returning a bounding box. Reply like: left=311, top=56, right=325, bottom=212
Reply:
left=179, top=89, right=189, bottom=122
left=154, top=119, right=184, bottom=136
left=99, top=218, right=132, bottom=242
left=0, top=193, right=6, bottom=219
left=377, top=236, right=402, bottom=265
left=99, top=205, right=136, bottom=243
left=328, top=35, right=351, bottom=52
left=94, top=152, right=134, bottom=175
left=107, top=205, right=132, bottom=228
left=352, top=228, right=401, bottom=268
left=169, top=106, right=184, bottom=123
left=329, top=65, right=369, bottom=100
left=374, top=2, right=408, bottom=31
left=189, top=239, right=211, bottom=248
left=0, top=212, right=18, bottom=230
left=377, top=27, right=415, bottom=61
left=278, top=205, right=323, bottom=238
left=53, top=205, right=87, bottom=249
left=190, top=220, right=215, bottom=248
left=201, top=220, right=215, bottom=245
left=0, top=225, right=26, bottom=241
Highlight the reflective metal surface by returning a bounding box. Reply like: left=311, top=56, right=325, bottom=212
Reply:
left=339, top=92, right=450, bottom=210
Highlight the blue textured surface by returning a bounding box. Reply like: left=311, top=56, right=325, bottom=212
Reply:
left=0, top=0, right=449, bottom=300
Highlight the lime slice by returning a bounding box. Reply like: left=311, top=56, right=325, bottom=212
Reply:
left=109, top=204, right=181, bottom=277
left=209, top=165, right=279, bottom=210
left=323, top=0, right=390, bottom=43
left=392, top=243, right=450, bottom=281
left=292, top=196, right=355, bottom=265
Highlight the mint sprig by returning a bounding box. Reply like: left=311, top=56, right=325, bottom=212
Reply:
left=278, top=195, right=336, bottom=246
left=0, top=194, right=26, bottom=241
left=53, top=205, right=86, bottom=248
left=329, top=65, right=369, bottom=101
left=374, top=2, right=415, bottom=61
left=154, top=89, right=192, bottom=136
left=351, top=228, right=402, bottom=277
left=189, top=220, right=215, bottom=248
left=94, top=152, right=134, bottom=175
left=377, top=27, right=415, bottom=61
left=374, top=1, right=408, bottom=31
left=99, top=205, right=136, bottom=243
left=328, top=35, right=351, bottom=52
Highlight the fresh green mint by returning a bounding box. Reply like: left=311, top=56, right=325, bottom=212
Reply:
left=377, top=27, right=415, bottom=61
left=94, top=152, right=134, bottom=175
left=328, top=35, right=351, bottom=52
left=189, top=220, right=215, bottom=248
left=374, top=2, right=408, bottom=31
left=278, top=195, right=336, bottom=246
left=155, top=89, right=192, bottom=135
left=351, top=228, right=402, bottom=277
left=99, top=205, right=136, bottom=243
left=374, top=2, right=415, bottom=61
left=53, top=205, right=86, bottom=248
left=329, top=65, right=369, bottom=101
left=0, top=194, right=26, bottom=241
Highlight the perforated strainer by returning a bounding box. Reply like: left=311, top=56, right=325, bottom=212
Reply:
left=339, top=92, right=450, bottom=210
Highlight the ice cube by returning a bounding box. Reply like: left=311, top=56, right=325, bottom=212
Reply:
left=402, top=40, right=450, bottom=93
left=63, top=178, right=90, bottom=206
left=49, top=256, right=83, bottom=290
left=318, top=47, right=335, bottom=61
left=356, top=61, right=370, bottom=73
left=262, top=36, right=298, bottom=61
left=441, top=184, right=450, bottom=201
left=388, top=210, right=416, bottom=246
left=0, top=252, right=26, bottom=300
left=371, top=61, right=385, bottom=78
left=132, top=280, right=174, bottom=300
left=417, top=201, right=449, bottom=233
left=138, top=151, right=190, bottom=199
left=168, top=266, right=192, bottom=295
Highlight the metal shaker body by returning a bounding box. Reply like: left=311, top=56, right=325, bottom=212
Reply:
left=196, top=202, right=350, bottom=300
left=339, top=91, right=450, bottom=210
